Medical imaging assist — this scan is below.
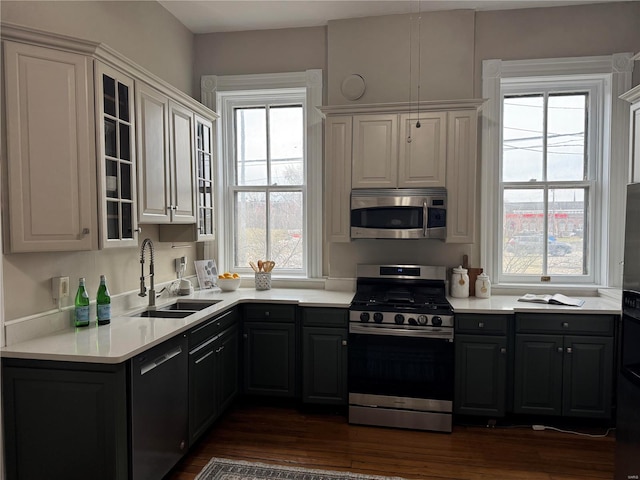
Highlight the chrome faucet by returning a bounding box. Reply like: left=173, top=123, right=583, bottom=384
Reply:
left=139, top=238, right=156, bottom=307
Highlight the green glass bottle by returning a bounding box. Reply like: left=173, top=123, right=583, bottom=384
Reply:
left=74, top=277, right=90, bottom=327
left=96, top=274, right=111, bottom=325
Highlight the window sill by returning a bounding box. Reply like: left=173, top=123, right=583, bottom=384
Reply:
left=492, top=283, right=602, bottom=297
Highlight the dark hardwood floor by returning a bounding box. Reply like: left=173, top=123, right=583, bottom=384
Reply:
left=167, top=400, right=615, bottom=480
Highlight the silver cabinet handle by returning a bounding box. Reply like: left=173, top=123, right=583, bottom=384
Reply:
left=342, top=340, right=348, bottom=346
left=216, top=345, right=225, bottom=353
left=500, top=347, right=507, bottom=354
left=478, top=322, right=485, bottom=328
left=134, top=227, right=142, bottom=233
left=562, top=322, right=569, bottom=328
left=264, top=311, right=270, bottom=317
left=194, top=349, right=215, bottom=365
left=557, top=347, right=564, bottom=353
left=566, top=347, right=573, bottom=354
left=243, top=333, right=248, bottom=339
left=80, top=228, right=90, bottom=237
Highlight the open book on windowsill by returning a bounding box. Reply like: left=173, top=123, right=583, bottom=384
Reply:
left=518, top=293, right=585, bottom=307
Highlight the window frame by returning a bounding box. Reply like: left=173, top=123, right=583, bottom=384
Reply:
left=201, top=71, right=323, bottom=279
left=481, top=54, right=633, bottom=289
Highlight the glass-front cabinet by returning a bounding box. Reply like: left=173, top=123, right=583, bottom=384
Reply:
left=196, top=114, right=215, bottom=240
left=96, top=62, right=138, bottom=248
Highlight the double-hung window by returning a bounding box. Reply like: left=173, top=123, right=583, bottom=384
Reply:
left=481, top=55, right=633, bottom=288
left=204, top=71, right=323, bottom=278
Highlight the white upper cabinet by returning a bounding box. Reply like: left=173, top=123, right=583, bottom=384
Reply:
left=168, top=101, right=197, bottom=223
left=3, top=41, right=97, bottom=252
left=398, top=112, right=447, bottom=188
left=136, top=82, right=197, bottom=225
left=95, top=62, right=139, bottom=248
left=445, top=109, right=478, bottom=244
left=136, top=82, right=171, bottom=224
left=325, top=116, right=353, bottom=243
left=352, top=114, right=398, bottom=188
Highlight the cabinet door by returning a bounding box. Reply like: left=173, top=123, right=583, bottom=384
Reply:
left=169, top=101, right=197, bottom=223
left=217, top=324, right=239, bottom=413
left=398, top=112, right=447, bottom=187
left=325, top=116, right=352, bottom=242
left=454, top=334, right=507, bottom=417
left=136, top=82, right=171, bottom=223
left=302, top=327, right=348, bottom=405
left=352, top=114, right=398, bottom=188
left=195, top=114, right=215, bottom=239
left=562, top=335, right=613, bottom=418
left=631, top=102, right=640, bottom=183
left=188, top=339, right=218, bottom=446
left=3, top=363, right=128, bottom=480
left=96, top=62, right=138, bottom=248
left=4, top=41, right=97, bottom=252
left=445, top=110, right=477, bottom=244
left=513, top=334, right=563, bottom=416
left=243, top=321, right=296, bottom=397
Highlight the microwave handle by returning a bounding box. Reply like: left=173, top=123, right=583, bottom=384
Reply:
left=423, top=201, right=428, bottom=237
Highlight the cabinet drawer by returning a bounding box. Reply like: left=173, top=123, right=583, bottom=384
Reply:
left=244, top=304, right=295, bottom=322
left=455, top=314, right=510, bottom=335
left=189, top=309, right=238, bottom=349
left=515, top=314, right=616, bottom=336
left=302, top=308, right=348, bottom=327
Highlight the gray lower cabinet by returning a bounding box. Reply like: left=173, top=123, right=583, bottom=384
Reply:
left=2, top=359, right=129, bottom=480
left=513, top=313, right=616, bottom=418
left=454, top=314, right=512, bottom=417
left=302, top=308, right=348, bottom=405
left=243, top=304, right=297, bottom=397
left=188, top=317, right=239, bottom=446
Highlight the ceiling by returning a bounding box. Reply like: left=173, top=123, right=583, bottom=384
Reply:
left=158, top=0, right=627, bottom=34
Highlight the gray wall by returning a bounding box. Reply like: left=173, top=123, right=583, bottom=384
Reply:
left=1, top=0, right=195, bottom=95
left=1, top=1, right=197, bottom=321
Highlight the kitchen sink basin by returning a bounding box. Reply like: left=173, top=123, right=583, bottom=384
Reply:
left=134, top=310, right=196, bottom=319
left=161, top=300, right=221, bottom=311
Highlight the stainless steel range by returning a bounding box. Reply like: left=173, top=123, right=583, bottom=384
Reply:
left=348, top=264, right=454, bottom=433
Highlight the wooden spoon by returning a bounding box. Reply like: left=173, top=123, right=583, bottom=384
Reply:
left=249, top=261, right=258, bottom=272
left=257, top=260, right=263, bottom=272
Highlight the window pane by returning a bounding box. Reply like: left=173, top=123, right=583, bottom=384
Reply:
left=269, top=191, right=303, bottom=269
left=547, top=94, right=587, bottom=181
left=503, top=189, right=544, bottom=275
left=235, top=191, right=266, bottom=268
left=503, top=95, right=544, bottom=182
left=235, top=108, right=267, bottom=186
left=270, top=106, right=304, bottom=186
left=547, top=188, right=586, bottom=275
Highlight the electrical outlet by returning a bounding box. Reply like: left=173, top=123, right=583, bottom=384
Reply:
left=175, top=256, right=187, bottom=275
left=52, top=276, right=70, bottom=301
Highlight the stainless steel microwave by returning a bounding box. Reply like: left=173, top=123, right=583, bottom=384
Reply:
left=350, top=189, right=446, bottom=239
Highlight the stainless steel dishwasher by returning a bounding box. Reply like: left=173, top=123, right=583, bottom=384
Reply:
left=131, top=333, right=189, bottom=480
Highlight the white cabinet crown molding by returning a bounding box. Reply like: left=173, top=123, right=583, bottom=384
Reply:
left=620, top=84, right=640, bottom=104
left=318, top=99, right=485, bottom=117
left=0, top=22, right=218, bottom=121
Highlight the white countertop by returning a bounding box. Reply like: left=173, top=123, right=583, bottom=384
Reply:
left=0, top=288, right=353, bottom=364
left=0, top=288, right=621, bottom=364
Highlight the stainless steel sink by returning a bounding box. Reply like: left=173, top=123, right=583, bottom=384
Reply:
left=161, top=300, right=221, bottom=311
left=134, top=310, right=196, bottom=319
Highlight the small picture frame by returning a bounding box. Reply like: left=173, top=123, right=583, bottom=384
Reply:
left=195, top=259, right=218, bottom=289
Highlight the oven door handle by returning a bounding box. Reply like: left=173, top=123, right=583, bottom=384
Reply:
left=423, top=201, right=428, bottom=238
left=349, top=324, right=453, bottom=341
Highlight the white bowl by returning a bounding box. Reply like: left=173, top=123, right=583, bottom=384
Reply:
left=217, top=277, right=241, bottom=291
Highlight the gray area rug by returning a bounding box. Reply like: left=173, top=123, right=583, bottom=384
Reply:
left=195, top=457, right=405, bottom=480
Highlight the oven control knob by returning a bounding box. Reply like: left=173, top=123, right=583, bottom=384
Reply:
left=394, top=314, right=405, bottom=325
left=432, top=316, right=443, bottom=327
left=359, top=312, right=370, bottom=323
left=373, top=312, right=384, bottom=323
left=417, top=315, right=428, bottom=325
left=408, top=318, right=418, bottom=326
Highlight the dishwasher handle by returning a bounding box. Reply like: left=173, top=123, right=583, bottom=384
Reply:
left=140, top=345, right=183, bottom=375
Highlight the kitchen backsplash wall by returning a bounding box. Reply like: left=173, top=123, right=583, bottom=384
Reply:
left=2, top=225, right=194, bottom=322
